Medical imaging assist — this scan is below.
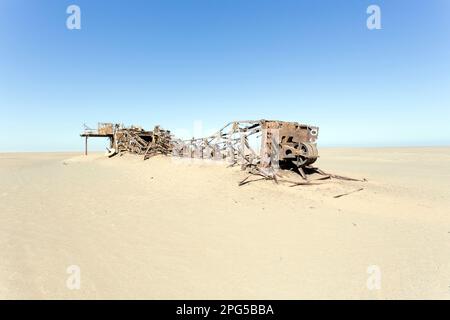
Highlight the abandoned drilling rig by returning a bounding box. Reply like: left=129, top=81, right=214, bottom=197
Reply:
left=80, top=120, right=320, bottom=178
left=81, top=123, right=172, bottom=159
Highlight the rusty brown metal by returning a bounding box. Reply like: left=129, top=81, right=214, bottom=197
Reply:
left=97, top=123, right=114, bottom=135
left=80, top=119, right=321, bottom=179
left=169, top=119, right=320, bottom=178
left=80, top=123, right=172, bottom=158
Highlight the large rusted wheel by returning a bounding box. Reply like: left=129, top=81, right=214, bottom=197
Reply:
left=293, top=142, right=318, bottom=167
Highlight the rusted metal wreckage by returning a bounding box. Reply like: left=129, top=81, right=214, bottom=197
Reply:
left=81, top=123, right=172, bottom=160
left=81, top=120, right=364, bottom=184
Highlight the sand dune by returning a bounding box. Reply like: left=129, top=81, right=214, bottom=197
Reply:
left=1, top=148, right=449, bottom=299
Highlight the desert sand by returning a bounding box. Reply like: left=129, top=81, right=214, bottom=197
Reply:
left=0, top=147, right=449, bottom=299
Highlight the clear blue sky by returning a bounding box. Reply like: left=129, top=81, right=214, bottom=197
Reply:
left=1, top=0, right=449, bottom=151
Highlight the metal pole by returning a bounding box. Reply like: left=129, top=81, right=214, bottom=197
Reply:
left=85, top=136, right=88, bottom=155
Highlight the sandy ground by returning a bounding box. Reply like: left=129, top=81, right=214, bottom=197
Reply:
left=0, top=148, right=449, bottom=299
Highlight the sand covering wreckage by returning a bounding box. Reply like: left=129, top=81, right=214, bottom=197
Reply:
left=81, top=120, right=365, bottom=186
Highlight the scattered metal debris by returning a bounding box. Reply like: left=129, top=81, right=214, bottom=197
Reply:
left=333, top=188, right=365, bottom=198
left=80, top=120, right=366, bottom=185
left=81, top=123, right=172, bottom=159
left=171, top=120, right=319, bottom=180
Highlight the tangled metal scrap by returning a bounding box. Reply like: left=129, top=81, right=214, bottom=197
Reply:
left=81, top=120, right=365, bottom=185
left=171, top=120, right=319, bottom=180
left=82, top=123, right=172, bottom=159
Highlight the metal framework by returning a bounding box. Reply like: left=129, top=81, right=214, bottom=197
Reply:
left=80, top=120, right=320, bottom=179
left=171, top=120, right=319, bottom=178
